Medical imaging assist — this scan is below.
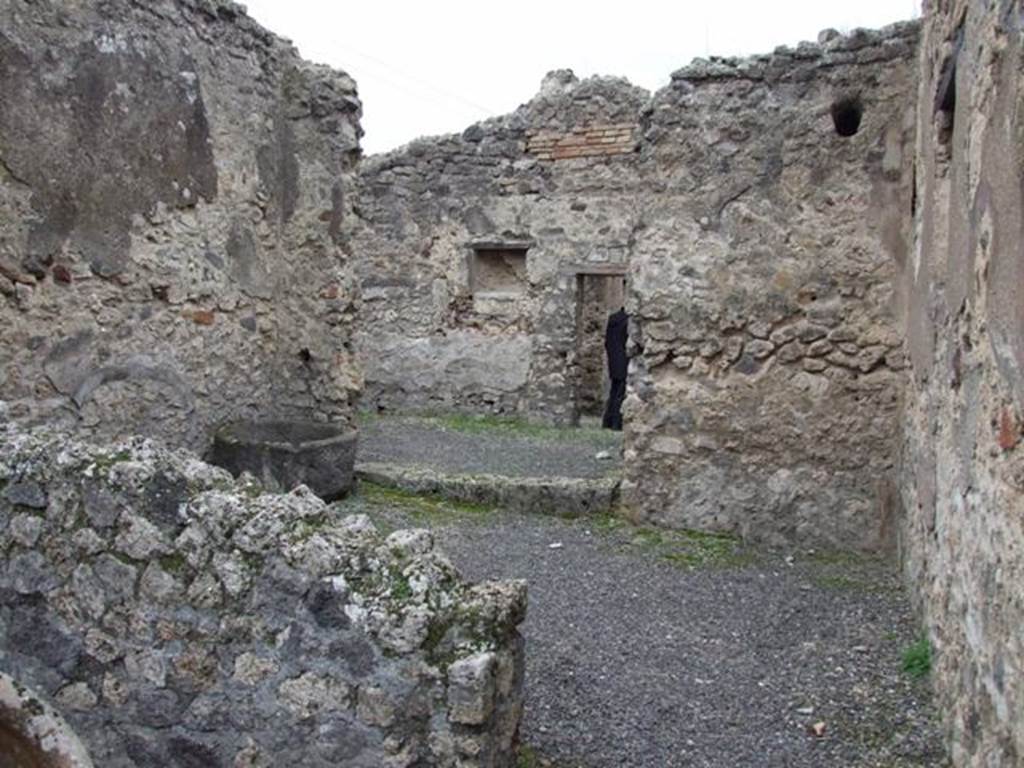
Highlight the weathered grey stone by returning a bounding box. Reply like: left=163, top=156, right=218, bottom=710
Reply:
left=777, top=342, right=805, bottom=364
left=355, top=684, right=395, bottom=727
left=10, top=607, right=84, bottom=674
left=139, top=562, right=183, bottom=604
left=385, top=528, right=435, bottom=557
left=9, top=513, right=43, bottom=547
left=3, top=480, right=47, bottom=508
left=55, top=682, right=99, bottom=712
left=81, top=482, right=124, bottom=529
left=114, top=515, right=172, bottom=560
left=9, top=551, right=60, bottom=594
left=448, top=652, right=497, bottom=725
left=71, top=565, right=108, bottom=620
left=0, top=422, right=525, bottom=767
left=124, top=650, right=168, bottom=688
left=186, top=571, right=224, bottom=609
left=92, top=554, right=138, bottom=602
left=278, top=672, right=352, bottom=719
left=0, top=673, right=95, bottom=767
left=747, top=340, right=775, bottom=359
left=233, top=653, right=279, bottom=685
left=71, top=528, right=105, bottom=552
left=85, top=629, right=123, bottom=666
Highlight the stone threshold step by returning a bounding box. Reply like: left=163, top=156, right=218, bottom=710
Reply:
left=355, top=462, right=620, bottom=517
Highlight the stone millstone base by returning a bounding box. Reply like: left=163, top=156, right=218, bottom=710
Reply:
left=356, top=462, right=620, bottom=516
left=209, top=420, right=357, bottom=500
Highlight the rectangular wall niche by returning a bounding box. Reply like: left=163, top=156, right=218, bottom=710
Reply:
left=469, top=246, right=529, bottom=296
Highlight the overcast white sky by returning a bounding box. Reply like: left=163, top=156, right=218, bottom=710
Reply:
left=242, top=0, right=923, bottom=155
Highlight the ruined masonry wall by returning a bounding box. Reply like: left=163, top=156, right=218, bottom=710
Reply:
left=0, top=0, right=363, bottom=452
left=0, top=418, right=525, bottom=767
left=624, top=24, right=919, bottom=549
left=900, top=1, right=1024, bottom=764
left=353, top=71, right=648, bottom=423
left=356, top=26, right=918, bottom=549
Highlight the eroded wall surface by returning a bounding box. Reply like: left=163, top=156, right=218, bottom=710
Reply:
left=625, top=24, right=919, bottom=549
left=0, top=0, right=362, bottom=451
left=0, top=418, right=525, bottom=767
left=355, top=25, right=918, bottom=548
left=900, top=1, right=1024, bottom=763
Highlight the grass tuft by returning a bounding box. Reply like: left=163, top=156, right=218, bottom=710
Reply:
left=902, top=636, right=932, bottom=680
left=517, top=745, right=542, bottom=768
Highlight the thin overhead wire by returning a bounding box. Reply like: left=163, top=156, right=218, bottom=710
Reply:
left=335, top=43, right=498, bottom=119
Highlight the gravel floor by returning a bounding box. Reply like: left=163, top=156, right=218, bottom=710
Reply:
left=336, top=490, right=949, bottom=768
left=357, top=414, right=622, bottom=480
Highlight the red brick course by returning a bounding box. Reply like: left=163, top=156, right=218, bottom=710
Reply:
left=526, top=123, right=636, bottom=160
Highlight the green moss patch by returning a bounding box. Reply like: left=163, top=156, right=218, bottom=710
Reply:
left=804, top=550, right=901, bottom=595
left=90, top=449, right=133, bottom=474
left=359, top=409, right=617, bottom=445
left=593, top=512, right=755, bottom=570
left=357, top=481, right=498, bottom=526
left=516, top=744, right=583, bottom=768
left=159, top=552, right=188, bottom=574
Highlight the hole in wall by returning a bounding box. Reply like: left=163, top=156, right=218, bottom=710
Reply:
left=469, top=247, right=529, bottom=295
left=830, top=96, right=864, bottom=137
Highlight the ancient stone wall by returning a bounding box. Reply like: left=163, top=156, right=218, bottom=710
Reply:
left=624, top=24, right=919, bottom=549
left=353, top=72, right=648, bottom=422
left=900, top=0, right=1024, bottom=763
left=355, top=25, right=919, bottom=548
left=0, top=416, right=525, bottom=766
left=0, top=0, right=362, bottom=453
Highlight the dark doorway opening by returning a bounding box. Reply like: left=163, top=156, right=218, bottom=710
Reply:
left=574, top=271, right=626, bottom=424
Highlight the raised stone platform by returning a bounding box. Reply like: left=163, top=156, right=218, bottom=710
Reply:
left=356, top=414, right=622, bottom=516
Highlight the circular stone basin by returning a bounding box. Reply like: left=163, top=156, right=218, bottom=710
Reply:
left=209, top=420, right=358, bottom=500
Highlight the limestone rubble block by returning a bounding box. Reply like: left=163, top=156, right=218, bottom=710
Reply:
left=0, top=420, right=526, bottom=766
left=0, top=0, right=363, bottom=451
